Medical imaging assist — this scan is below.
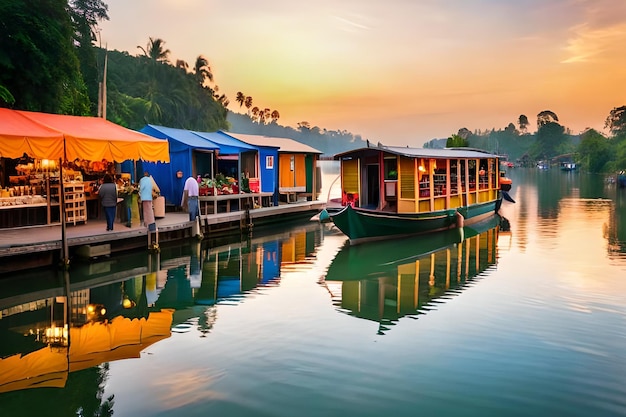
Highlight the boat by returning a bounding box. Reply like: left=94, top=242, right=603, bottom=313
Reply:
left=560, top=162, right=577, bottom=171
left=326, top=145, right=510, bottom=244
left=618, top=171, right=626, bottom=188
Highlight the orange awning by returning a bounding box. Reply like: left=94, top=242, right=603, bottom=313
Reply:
left=0, top=108, right=170, bottom=163
left=0, top=108, right=65, bottom=160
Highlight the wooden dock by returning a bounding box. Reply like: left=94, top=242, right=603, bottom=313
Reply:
left=0, top=200, right=325, bottom=274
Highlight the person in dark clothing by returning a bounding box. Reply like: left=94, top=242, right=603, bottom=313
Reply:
left=99, top=173, right=118, bottom=231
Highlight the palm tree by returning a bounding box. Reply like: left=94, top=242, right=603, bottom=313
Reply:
left=251, top=106, right=260, bottom=122
left=270, top=110, right=280, bottom=123
left=137, top=37, right=170, bottom=63
left=262, top=108, right=271, bottom=124
left=236, top=92, right=245, bottom=108
left=193, top=55, right=213, bottom=87
left=244, top=96, right=253, bottom=115
left=175, top=59, right=189, bottom=71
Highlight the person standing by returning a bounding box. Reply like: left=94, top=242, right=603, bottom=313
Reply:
left=99, top=173, right=118, bottom=231
left=138, top=171, right=157, bottom=231
left=182, top=175, right=200, bottom=221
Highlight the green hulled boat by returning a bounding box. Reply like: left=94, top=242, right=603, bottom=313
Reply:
left=327, top=145, right=509, bottom=244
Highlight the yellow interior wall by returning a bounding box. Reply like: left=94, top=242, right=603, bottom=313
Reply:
left=341, top=159, right=359, bottom=193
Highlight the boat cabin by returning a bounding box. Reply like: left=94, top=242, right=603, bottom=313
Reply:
left=334, top=146, right=502, bottom=214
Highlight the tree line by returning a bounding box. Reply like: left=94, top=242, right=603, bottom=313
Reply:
left=433, top=108, right=626, bottom=173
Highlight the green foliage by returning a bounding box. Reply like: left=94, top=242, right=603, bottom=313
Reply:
left=610, top=138, right=626, bottom=172
left=530, top=121, right=568, bottom=159
left=577, top=129, right=612, bottom=172
left=605, top=106, right=626, bottom=137
left=446, top=134, right=469, bottom=147
left=102, top=48, right=229, bottom=131
left=0, top=0, right=91, bottom=113
left=0, top=85, right=15, bottom=105
left=69, top=0, right=109, bottom=115
left=537, top=110, right=559, bottom=128
left=518, top=114, right=529, bottom=133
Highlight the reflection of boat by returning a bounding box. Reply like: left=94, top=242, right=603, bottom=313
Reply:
left=323, top=215, right=502, bottom=334
left=326, top=214, right=501, bottom=281
left=328, top=145, right=507, bottom=244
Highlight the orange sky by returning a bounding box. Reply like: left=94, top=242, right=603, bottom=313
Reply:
left=99, top=0, right=626, bottom=146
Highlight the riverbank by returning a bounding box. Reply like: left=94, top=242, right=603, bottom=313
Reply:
left=0, top=200, right=325, bottom=274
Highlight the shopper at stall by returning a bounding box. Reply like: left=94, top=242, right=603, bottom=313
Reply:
left=181, top=175, right=200, bottom=221
left=98, top=174, right=118, bottom=231
left=138, top=171, right=158, bottom=231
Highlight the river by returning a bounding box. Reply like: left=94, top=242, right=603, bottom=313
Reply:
left=0, top=167, right=625, bottom=417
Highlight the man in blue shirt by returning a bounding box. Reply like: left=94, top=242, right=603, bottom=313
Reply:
left=138, top=171, right=157, bottom=231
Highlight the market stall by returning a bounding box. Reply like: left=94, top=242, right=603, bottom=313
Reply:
left=0, top=109, right=169, bottom=229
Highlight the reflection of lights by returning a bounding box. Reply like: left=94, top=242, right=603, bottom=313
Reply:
left=43, top=325, right=68, bottom=346
left=122, top=297, right=136, bottom=309
left=86, top=304, right=107, bottom=321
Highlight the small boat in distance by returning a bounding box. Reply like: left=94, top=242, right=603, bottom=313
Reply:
left=560, top=162, right=577, bottom=171
left=326, top=145, right=511, bottom=244
left=618, top=171, right=626, bottom=188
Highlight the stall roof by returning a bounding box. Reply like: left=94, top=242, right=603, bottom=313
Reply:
left=0, top=108, right=65, bottom=160
left=227, top=132, right=322, bottom=154
left=192, top=130, right=256, bottom=155
left=141, top=124, right=219, bottom=151
left=0, top=109, right=170, bottom=162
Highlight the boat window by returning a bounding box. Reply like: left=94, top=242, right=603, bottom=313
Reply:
left=384, top=158, right=397, bottom=180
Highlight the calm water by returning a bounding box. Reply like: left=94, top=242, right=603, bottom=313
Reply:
left=1, top=168, right=626, bottom=417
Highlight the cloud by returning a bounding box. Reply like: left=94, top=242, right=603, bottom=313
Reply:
left=562, top=22, right=626, bottom=63
left=331, top=14, right=371, bottom=33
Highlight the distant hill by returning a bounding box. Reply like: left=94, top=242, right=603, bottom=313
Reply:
left=226, top=111, right=367, bottom=156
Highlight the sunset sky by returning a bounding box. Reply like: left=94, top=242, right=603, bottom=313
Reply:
left=99, top=0, right=626, bottom=146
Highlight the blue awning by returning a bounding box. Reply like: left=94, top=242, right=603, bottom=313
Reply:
left=141, top=125, right=219, bottom=152
left=193, top=130, right=256, bottom=155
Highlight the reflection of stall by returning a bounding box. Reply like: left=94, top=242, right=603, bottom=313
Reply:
left=0, top=309, right=173, bottom=393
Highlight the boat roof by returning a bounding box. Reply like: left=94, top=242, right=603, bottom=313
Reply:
left=334, top=145, right=500, bottom=160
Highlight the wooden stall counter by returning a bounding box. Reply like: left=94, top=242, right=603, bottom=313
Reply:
left=199, top=192, right=274, bottom=215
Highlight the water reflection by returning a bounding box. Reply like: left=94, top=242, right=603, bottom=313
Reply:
left=0, top=222, right=324, bottom=401
left=322, top=215, right=503, bottom=335
left=502, top=169, right=626, bottom=258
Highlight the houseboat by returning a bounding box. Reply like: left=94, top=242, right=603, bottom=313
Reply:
left=327, top=145, right=509, bottom=244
